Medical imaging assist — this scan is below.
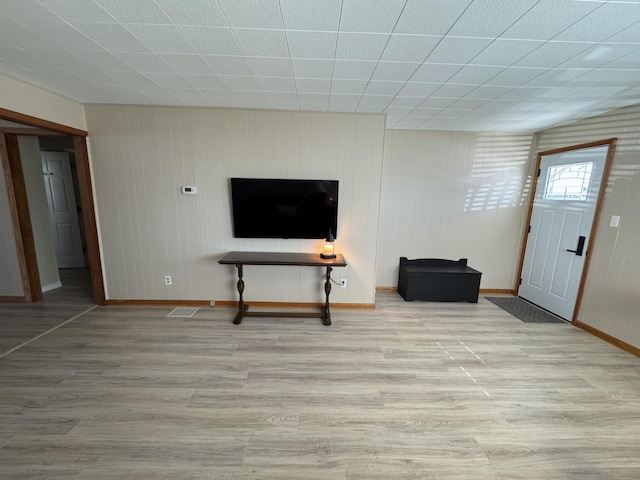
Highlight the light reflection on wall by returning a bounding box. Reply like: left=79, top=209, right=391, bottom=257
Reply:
left=464, top=132, right=535, bottom=212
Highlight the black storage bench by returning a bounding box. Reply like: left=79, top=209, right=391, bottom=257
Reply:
left=398, top=257, right=482, bottom=303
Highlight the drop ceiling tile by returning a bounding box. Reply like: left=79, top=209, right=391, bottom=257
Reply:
left=116, top=53, right=173, bottom=73
left=448, top=98, right=487, bottom=109
left=394, top=0, right=473, bottom=35
left=463, top=85, right=513, bottom=99
left=259, top=77, right=297, bottom=92
left=157, top=54, right=213, bottom=74
left=387, top=96, right=425, bottom=108
left=425, top=37, right=493, bottom=64
left=232, top=29, right=289, bottom=58
left=379, top=34, right=440, bottom=63
left=358, top=95, right=393, bottom=107
left=264, top=92, right=298, bottom=103
left=447, top=65, right=504, bottom=84
left=554, top=3, right=640, bottom=42
left=106, top=71, right=160, bottom=87
left=364, top=80, right=404, bottom=96
left=432, top=83, right=477, bottom=97
left=202, top=55, right=253, bottom=76
left=329, top=94, right=362, bottom=105
left=71, top=23, right=149, bottom=53
left=469, top=39, right=544, bottom=66
left=340, top=0, right=406, bottom=33
left=23, top=20, right=103, bottom=51
left=279, top=0, right=341, bottom=31
left=559, top=44, right=638, bottom=69
left=416, top=98, right=458, bottom=109
left=514, top=42, right=593, bottom=68
left=182, top=74, right=226, bottom=90
left=485, top=67, right=544, bottom=87
left=498, top=86, right=543, bottom=100
left=330, top=79, right=369, bottom=94
left=523, top=69, right=579, bottom=87
left=411, top=63, right=462, bottom=83
left=500, top=0, right=600, bottom=41
left=180, top=27, right=243, bottom=56
left=333, top=60, right=378, bottom=80
left=328, top=103, right=356, bottom=112
left=296, top=78, right=332, bottom=93
left=217, top=0, right=283, bottom=29
left=396, top=82, right=440, bottom=97
left=356, top=105, right=385, bottom=113
left=143, top=72, right=192, bottom=89
left=153, top=0, right=227, bottom=27
left=335, top=33, right=390, bottom=61
left=69, top=50, right=134, bottom=72
left=247, top=57, right=293, bottom=77
left=0, top=17, right=38, bottom=45
left=38, top=0, right=117, bottom=23
left=286, top=31, right=338, bottom=59
left=384, top=106, right=416, bottom=115
left=298, top=93, right=330, bottom=104
left=605, top=21, right=640, bottom=43
left=291, top=59, right=334, bottom=79
left=127, top=25, right=196, bottom=54
left=371, top=62, right=420, bottom=81
left=448, top=0, right=540, bottom=37
left=93, top=0, right=172, bottom=25
left=219, top=75, right=262, bottom=91
left=164, top=87, right=212, bottom=103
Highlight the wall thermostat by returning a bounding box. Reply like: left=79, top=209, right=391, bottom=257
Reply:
left=181, top=186, right=197, bottom=195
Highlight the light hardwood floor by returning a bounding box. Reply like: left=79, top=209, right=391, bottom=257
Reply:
left=1, top=293, right=639, bottom=479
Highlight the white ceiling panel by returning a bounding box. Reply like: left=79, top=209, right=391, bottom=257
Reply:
left=370, top=62, right=420, bottom=81
left=180, top=27, right=243, bottom=56
left=232, top=29, right=289, bottom=58
left=335, top=33, right=390, bottom=61
left=247, top=57, right=294, bottom=78
left=339, top=0, right=406, bottom=33
left=217, top=0, right=283, bottom=29
left=154, top=0, right=227, bottom=27
left=291, top=59, right=334, bottom=79
left=203, top=55, right=253, bottom=76
left=380, top=35, right=440, bottom=63
left=501, top=0, right=601, bottom=41
left=279, top=0, right=342, bottom=31
left=394, top=0, right=473, bottom=36
left=73, top=23, right=150, bottom=53
left=2, top=0, right=640, bottom=131
left=157, top=55, right=213, bottom=75
left=127, top=25, right=196, bottom=54
left=448, top=0, right=540, bottom=37
left=93, top=0, right=172, bottom=25
left=286, top=31, right=338, bottom=60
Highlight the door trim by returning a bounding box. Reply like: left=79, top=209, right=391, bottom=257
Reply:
left=0, top=108, right=105, bottom=305
left=515, top=138, right=617, bottom=324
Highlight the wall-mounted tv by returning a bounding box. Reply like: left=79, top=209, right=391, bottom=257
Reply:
left=230, top=178, right=338, bottom=239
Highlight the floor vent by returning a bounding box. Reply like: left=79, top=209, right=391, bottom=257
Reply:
left=166, top=307, right=199, bottom=318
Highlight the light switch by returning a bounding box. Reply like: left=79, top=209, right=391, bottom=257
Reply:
left=609, top=215, right=620, bottom=228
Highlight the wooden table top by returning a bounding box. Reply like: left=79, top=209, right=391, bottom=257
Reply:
left=219, top=251, right=347, bottom=267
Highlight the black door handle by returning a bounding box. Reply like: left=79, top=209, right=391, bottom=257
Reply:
left=567, top=236, right=586, bottom=256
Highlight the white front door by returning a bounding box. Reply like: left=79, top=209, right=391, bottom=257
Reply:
left=41, top=151, right=85, bottom=268
left=519, top=145, right=609, bottom=320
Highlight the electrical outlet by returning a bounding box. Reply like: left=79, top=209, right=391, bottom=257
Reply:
left=164, top=275, right=172, bottom=285
left=610, top=215, right=621, bottom=228
left=340, top=279, right=347, bottom=288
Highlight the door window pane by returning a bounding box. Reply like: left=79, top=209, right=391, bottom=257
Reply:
left=544, top=162, right=593, bottom=201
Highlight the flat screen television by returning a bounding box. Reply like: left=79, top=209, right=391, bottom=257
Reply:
left=230, top=178, right=338, bottom=239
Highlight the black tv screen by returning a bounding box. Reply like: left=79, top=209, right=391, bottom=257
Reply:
left=230, top=178, right=338, bottom=239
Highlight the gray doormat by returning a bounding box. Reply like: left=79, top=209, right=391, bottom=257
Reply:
left=485, top=296, right=568, bottom=324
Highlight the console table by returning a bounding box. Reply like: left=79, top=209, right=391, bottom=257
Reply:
left=219, top=252, right=347, bottom=326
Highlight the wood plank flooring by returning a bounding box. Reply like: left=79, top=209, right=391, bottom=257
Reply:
left=1, top=293, right=639, bottom=479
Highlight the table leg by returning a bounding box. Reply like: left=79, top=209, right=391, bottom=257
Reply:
left=233, top=264, right=248, bottom=325
left=323, top=266, right=332, bottom=326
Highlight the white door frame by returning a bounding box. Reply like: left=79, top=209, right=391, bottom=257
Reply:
left=516, top=138, right=617, bottom=324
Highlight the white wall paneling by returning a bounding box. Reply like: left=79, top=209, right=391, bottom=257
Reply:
left=85, top=106, right=385, bottom=305
left=377, top=130, right=536, bottom=290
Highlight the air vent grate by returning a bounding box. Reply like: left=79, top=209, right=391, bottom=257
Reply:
left=166, top=307, right=199, bottom=318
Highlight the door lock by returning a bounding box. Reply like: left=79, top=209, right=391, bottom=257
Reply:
left=566, top=236, right=586, bottom=256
